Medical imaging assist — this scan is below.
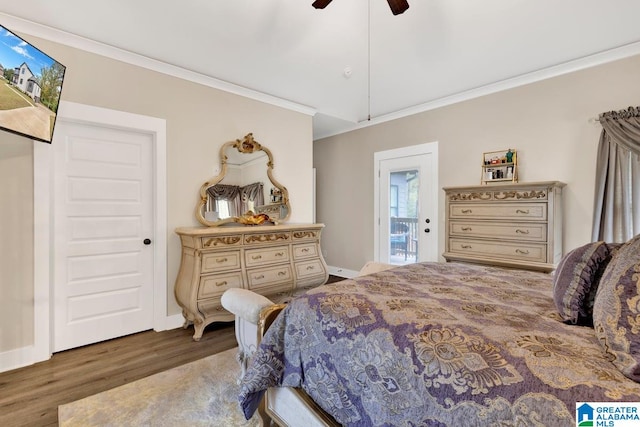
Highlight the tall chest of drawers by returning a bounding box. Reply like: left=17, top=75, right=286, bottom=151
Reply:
left=443, top=181, right=565, bottom=272
left=174, top=223, right=328, bottom=340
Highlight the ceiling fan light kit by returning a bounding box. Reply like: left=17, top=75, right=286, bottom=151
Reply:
left=312, top=0, right=409, bottom=15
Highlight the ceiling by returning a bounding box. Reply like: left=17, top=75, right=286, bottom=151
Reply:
left=3, top=0, right=640, bottom=140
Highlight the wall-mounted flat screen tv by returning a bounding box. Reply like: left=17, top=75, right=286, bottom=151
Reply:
left=0, top=24, right=66, bottom=144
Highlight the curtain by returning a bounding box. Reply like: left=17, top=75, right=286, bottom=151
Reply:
left=241, top=182, right=265, bottom=212
left=207, top=184, right=241, bottom=217
left=207, top=182, right=265, bottom=217
left=592, top=106, right=640, bottom=243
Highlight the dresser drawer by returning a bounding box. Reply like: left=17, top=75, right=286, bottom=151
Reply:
left=245, top=246, right=290, bottom=267
left=198, top=271, right=243, bottom=299
left=292, top=229, right=321, bottom=242
left=201, top=250, right=241, bottom=273
left=293, top=243, right=319, bottom=259
left=449, top=238, right=547, bottom=263
left=201, top=235, right=242, bottom=249
left=449, top=221, right=547, bottom=242
left=247, top=265, right=293, bottom=292
left=295, top=259, right=326, bottom=279
left=450, top=203, right=546, bottom=221
left=197, top=298, right=229, bottom=319
left=244, top=232, right=290, bottom=245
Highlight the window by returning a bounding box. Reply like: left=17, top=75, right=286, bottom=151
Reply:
left=390, top=185, right=398, bottom=217
left=215, top=199, right=231, bottom=218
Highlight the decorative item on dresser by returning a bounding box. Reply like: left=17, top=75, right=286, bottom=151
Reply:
left=175, top=224, right=328, bottom=340
left=443, top=181, right=565, bottom=272
left=481, top=148, right=518, bottom=184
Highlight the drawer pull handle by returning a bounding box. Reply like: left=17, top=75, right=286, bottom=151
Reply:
left=461, top=227, right=472, bottom=231
left=252, top=255, right=262, bottom=260
left=302, top=248, right=310, bottom=253
left=461, top=209, right=473, bottom=214
left=516, top=209, right=530, bottom=214
left=516, top=249, right=530, bottom=255
left=254, top=274, right=265, bottom=280
left=278, top=271, right=287, bottom=276
left=216, top=257, right=228, bottom=263
left=215, top=281, right=227, bottom=287
left=306, top=266, right=315, bottom=271
left=276, top=252, right=284, bottom=257
left=461, top=244, right=472, bottom=249
left=515, top=229, right=530, bottom=234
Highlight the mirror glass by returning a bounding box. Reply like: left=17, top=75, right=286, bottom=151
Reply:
left=195, top=133, right=290, bottom=227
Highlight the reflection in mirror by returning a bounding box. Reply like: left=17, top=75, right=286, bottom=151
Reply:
left=195, top=133, right=290, bottom=227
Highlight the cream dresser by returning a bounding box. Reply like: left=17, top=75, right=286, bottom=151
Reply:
left=174, top=223, right=328, bottom=340
left=443, top=181, right=565, bottom=272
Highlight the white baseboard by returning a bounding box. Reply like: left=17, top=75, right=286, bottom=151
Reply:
left=0, top=344, right=49, bottom=373
left=162, top=313, right=187, bottom=331
left=1, top=314, right=187, bottom=374
left=327, top=265, right=359, bottom=279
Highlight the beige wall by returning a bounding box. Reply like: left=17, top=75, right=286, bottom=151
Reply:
left=0, top=136, right=34, bottom=350
left=314, top=54, right=640, bottom=272
left=0, top=34, right=313, bottom=353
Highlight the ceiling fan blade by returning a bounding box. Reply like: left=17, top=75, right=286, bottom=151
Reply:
left=387, top=0, right=409, bottom=15
left=312, top=0, right=333, bottom=9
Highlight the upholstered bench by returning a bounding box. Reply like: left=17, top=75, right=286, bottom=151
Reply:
left=221, top=261, right=395, bottom=380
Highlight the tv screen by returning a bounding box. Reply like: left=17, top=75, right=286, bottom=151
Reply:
left=0, top=24, right=66, bottom=144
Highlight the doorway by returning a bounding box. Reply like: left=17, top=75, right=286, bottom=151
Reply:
left=34, top=101, right=167, bottom=357
left=374, top=143, right=438, bottom=265
left=52, top=120, right=156, bottom=351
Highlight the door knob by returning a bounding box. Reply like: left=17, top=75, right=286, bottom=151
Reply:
left=424, top=228, right=430, bottom=233
left=143, top=238, right=152, bottom=245
left=425, top=218, right=430, bottom=223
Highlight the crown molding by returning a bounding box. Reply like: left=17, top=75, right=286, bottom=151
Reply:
left=4, top=12, right=639, bottom=138
left=315, top=40, right=640, bottom=139
left=0, top=12, right=316, bottom=117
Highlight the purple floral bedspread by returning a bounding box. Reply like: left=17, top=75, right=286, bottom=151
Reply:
left=239, top=262, right=640, bottom=426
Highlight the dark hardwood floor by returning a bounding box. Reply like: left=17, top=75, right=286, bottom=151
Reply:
left=0, top=322, right=236, bottom=427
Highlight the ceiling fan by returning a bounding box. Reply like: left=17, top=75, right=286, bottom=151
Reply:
left=312, top=0, right=410, bottom=15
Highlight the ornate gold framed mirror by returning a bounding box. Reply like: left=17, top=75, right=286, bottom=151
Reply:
left=195, top=133, right=291, bottom=227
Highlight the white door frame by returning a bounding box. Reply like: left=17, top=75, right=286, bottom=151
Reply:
left=373, top=142, right=439, bottom=263
left=33, top=101, right=167, bottom=362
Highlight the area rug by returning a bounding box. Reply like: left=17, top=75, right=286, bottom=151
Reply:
left=58, top=347, right=260, bottom=426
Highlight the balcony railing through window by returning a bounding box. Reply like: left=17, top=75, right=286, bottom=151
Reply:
left=390, top=216, right=418, bottom=262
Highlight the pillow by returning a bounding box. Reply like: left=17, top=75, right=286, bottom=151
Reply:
left=593, top=234, right=640, bottom=382
left=583, top=243, right=625, bottom=318
left=552, top=241, right=612, bottom=325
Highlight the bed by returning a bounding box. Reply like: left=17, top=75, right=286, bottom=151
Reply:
left=236, top=235, right=640, bottom=426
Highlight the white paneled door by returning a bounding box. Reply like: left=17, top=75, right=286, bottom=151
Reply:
left=53, top=120, right=154, bottom=352
left=375, top=143, right=438, bottom=265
